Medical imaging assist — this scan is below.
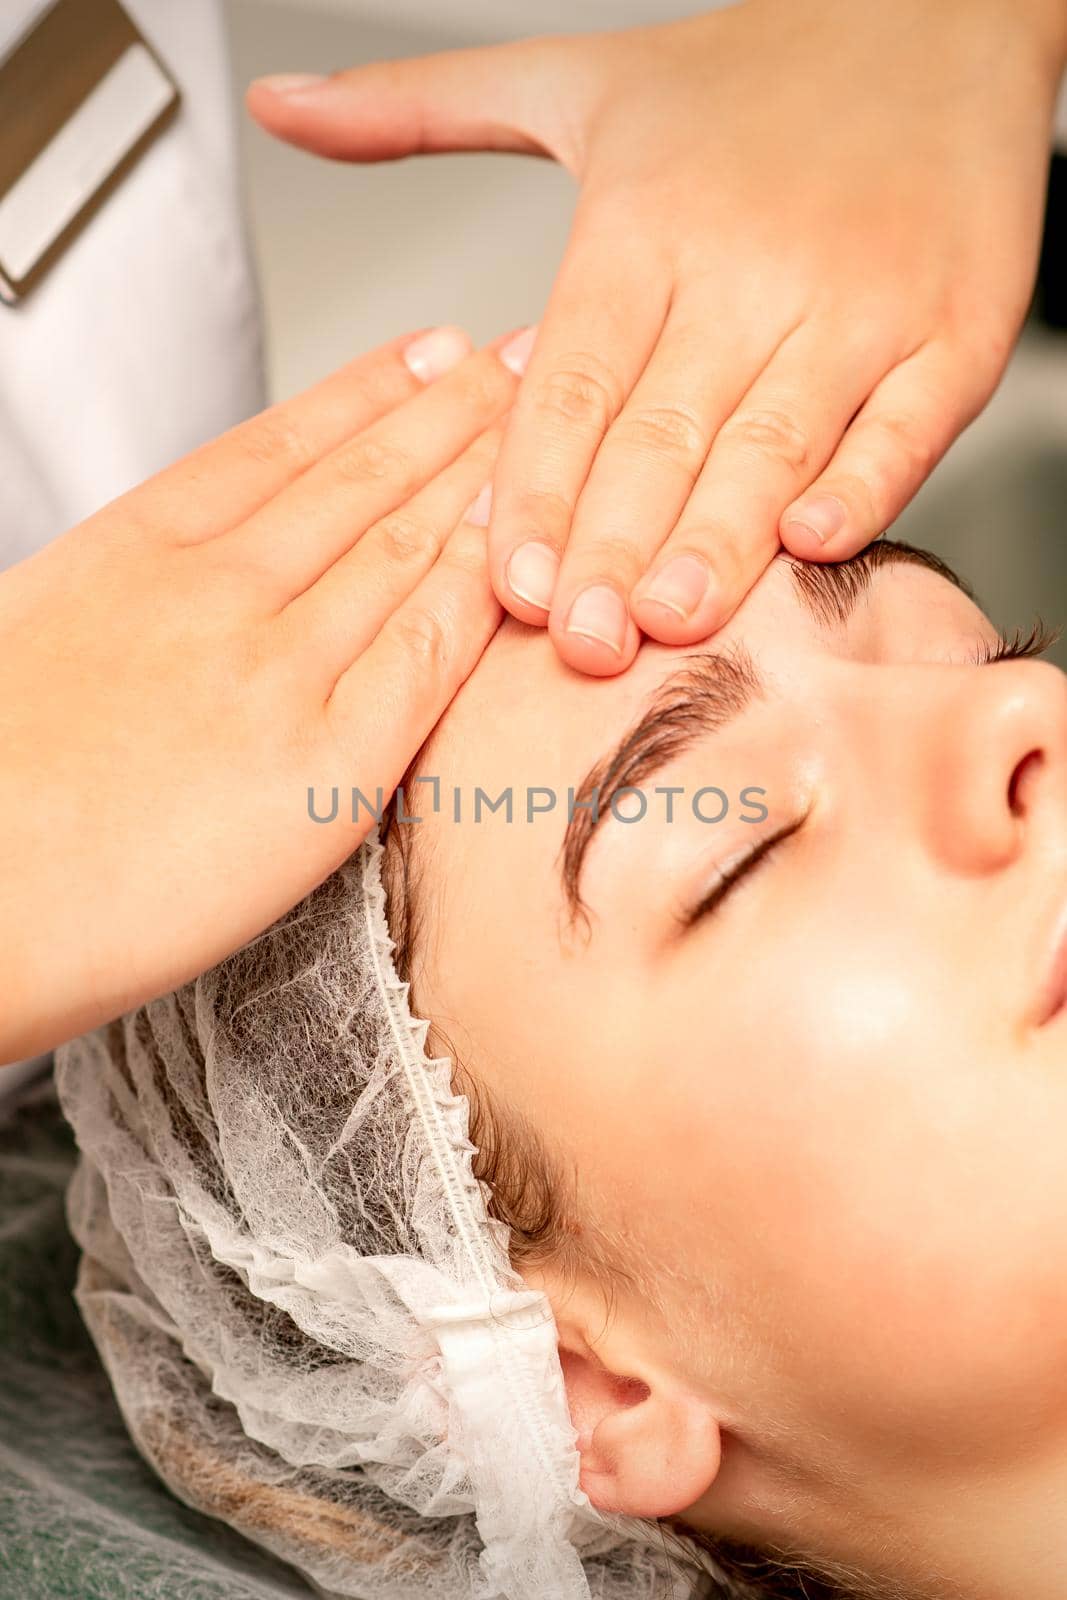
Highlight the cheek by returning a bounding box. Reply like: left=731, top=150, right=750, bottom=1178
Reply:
left=726, top=928, right=1067, bottom=1465
left=649, top=909, right=1067, bottom=1459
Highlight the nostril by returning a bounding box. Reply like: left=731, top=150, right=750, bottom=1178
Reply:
left=1008, top=749, right=1044, bottom=817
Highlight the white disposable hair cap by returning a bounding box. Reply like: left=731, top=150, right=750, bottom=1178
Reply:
left=55, top=830, right=713, bottom=1599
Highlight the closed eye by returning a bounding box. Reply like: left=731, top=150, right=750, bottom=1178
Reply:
left=684, top=815, right=806, bottom=929
left=681, top=616, right=1060, bottom=931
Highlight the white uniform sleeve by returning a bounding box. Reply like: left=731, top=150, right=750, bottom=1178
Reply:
left=0, top=0, right=266, bottom=572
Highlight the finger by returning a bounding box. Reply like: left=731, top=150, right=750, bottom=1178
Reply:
left=245, top=37, right=576, bottom=163
left=486, top=219, right=671, bottom=630
left=325, top=508, right=503, bottom=798
left=280, top=423, right=504, bottom=690
left=543, top=300, right=781, bottom=675
left=778, top=340, right=995, bottom=560
left=128, top=327, right=472, bottom=545
left=628, top=319, right=892, bottom=643
left=228, top=334, right=528, bottom=600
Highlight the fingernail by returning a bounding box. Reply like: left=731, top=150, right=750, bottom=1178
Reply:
left=782, top=495, right=846, bottom=546
left=565, top=584, right=627, bottom=655
left=253, top=73, right=327, bottom=96
left=637, top=554, right=710, bottom=621
left=499, top=325, right=538, bottom=377
left=403, top=325, right=471, bottom=383
left=506, top=540, right=559, bottom=611
left=465, top=482, right=493, bottom=528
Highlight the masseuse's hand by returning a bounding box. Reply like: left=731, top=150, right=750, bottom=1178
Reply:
left=247, top=0, right=1067, bottom=675
left=0, top=326, right=527, bottom=1064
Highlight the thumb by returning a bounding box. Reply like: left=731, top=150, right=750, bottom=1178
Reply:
left=245, top=39, right=583, bottom=165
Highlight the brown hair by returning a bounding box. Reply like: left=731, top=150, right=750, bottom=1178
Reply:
left=377, top=793, right=894, bottom=1600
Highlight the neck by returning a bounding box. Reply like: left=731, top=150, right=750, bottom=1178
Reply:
left=687, top=1426, right=1067, bottom=1600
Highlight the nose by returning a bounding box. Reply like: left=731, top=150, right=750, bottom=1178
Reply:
left=911, top=659, right=1067, bottom=876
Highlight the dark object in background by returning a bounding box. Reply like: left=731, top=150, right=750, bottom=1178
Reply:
left=1036, top=152, right=1067, bottom=330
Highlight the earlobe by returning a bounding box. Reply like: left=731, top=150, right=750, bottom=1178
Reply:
left=557, top=1343, right=723, bottom=1520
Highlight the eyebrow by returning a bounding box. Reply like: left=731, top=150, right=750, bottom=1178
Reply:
left=558, top=539, right=972, bottom=925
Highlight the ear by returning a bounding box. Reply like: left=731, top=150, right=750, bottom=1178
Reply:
left=558, top=1343, right=723, bottom=1519
left=532, top=1269, right=724, bottom=1520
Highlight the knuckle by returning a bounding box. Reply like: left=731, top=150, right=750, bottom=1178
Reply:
left=373, top=512, right=438, bottom=569
left=511, top=484, right=575, bottom=541
left=346, top=367, right=393, bottom=411
left=392, top=605, right=451, bottom=672
left=720, top=407, right=814, bottom=476
left=865, top=411, right=938, bottom=482
left=332, top=435, right=411, bottom=489
left=674, top=525, right=743, bottom=585
left=614, top=403, right=707, bottom=473
left=442, top=528, right=489, bottom=578
left=529, top=356, right=620, bottom=434
left=237, top=411, right=314, bottom=473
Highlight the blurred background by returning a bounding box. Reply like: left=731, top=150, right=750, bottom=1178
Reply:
left=223, top=0, right=1067, bottom=663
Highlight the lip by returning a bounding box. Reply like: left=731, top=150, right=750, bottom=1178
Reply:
left=1036, top=899, right=1067, bottom=1027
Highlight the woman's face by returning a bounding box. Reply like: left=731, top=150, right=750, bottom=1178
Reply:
left=403, top=544, right=1067, bottom=1590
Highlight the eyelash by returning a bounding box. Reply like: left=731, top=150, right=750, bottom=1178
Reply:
left=686, top=817, right=804, bottom=928
left=968, top=619, right=1058, bottom=666
left=689, top=617, right=1059, bottom=928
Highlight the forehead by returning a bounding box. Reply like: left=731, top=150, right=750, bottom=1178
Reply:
left=429, top=555, right=795, bottom=778
left=421, top=552, right=985, bottom=798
